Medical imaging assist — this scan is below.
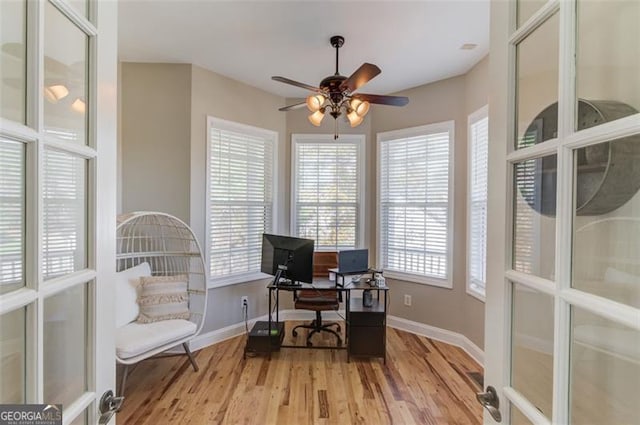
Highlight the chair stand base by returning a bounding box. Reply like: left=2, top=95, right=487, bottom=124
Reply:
left=292, top=311, right=342, bottom=347
left=183, top=342, right=199, bottom=372
left=118, top=344, right=198, bottom=397
left=119, top=364, right=129, bottom=399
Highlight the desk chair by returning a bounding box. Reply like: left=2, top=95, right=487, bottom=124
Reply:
left=292, top=252, right=342, bottom=347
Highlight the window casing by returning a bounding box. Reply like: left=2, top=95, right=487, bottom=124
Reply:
left=377, top=122, right=454, bottom=287
left=206, top=117, right=277, bottom=286
left=291, top=134, right=365, bottom=251
left=467, top=106, right=489, bottom=300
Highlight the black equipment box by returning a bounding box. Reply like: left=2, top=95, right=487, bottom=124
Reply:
left=244, top=321, right=285, bottom=357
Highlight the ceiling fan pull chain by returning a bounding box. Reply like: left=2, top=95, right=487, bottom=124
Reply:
left=334, top=119, right=339, bottom=140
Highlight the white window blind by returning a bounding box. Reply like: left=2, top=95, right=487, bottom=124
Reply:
left=208, top=120, right=275, bottom=282
left=378, top=123, right=453, bottom=285
left=468, top=111, right=489, bottom=297
left=43, top=148, right=86, bottom=279
left=0, top=138, right=25, bottom=292
left=292, top=136, right=363, bottom=251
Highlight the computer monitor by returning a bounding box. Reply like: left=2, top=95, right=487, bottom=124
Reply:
left=261, top=234, right=314, bottom=284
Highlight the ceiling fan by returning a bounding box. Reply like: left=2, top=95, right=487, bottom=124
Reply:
left=272, top=35, right=409, bottom=139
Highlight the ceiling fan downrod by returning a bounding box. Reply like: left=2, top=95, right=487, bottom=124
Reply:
left=331, top=35, right=344, bottom=76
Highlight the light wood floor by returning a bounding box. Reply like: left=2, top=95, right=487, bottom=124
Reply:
left=118, top=323, right=483, bottom=425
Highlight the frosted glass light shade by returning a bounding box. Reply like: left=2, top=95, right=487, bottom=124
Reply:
left=350, top=98, right=370, bottom=117
left=44, top=84, right=69, bottom=103
left=306, top=94, right=325, bottom=112
left=347, top=110, right=364, bottom=127
left=308, top=109, right=325, bottom=126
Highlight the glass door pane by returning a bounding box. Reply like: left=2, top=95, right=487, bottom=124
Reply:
left=511, top=283, right=554, bottom=419
left=517, top=0, right=548, bottom=28
left=570, top=308, right=640, bottom=423
left=43, top=285, right=88, bottom=407
left=0, top=0, right=27, bottom=123
left=43, top=2, right=88, bottom=145
left=0, top=307, right=26, bottom=403
left=516, top=13, right=560, bottom=149
left=572, top=136, right=640, bottom=308
left=513, top=155, right=557, bottom=280
left=576, top=0, right=640, bottom=129
left=42, top=149, right=87, bottom=280
left=0, top=138, right=25, bottom=294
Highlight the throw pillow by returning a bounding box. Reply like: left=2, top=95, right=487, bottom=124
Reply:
left=137, top=275, right=190, bottom=323
left=115, top=262, right=151, bottom=328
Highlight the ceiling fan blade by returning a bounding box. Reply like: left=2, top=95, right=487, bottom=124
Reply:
left=272, top=76, right=320, bottom=92
left=279, top=102, right=307, bottom=112
left=339, top=63, right=381, bottom=93
left=352, top=93, right=409, bottom=107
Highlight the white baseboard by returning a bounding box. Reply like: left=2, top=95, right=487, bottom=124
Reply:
left=387, top=315, right=484, bottom=366
left=182, top=310, right=484, bottom=367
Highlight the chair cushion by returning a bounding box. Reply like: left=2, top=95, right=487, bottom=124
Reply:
left=116, top=319, right=197, bottom=359
left=137, top=275, right=190, bottom=323
left=115, top=262, right=151, bottom=328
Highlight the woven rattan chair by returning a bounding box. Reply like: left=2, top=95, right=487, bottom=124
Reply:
left=115, top=212, right=207, bottom=395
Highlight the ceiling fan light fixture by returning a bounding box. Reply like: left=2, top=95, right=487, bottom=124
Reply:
left=308, top=108, right=325, bottom=126
left=306, top=94, right=325, bottom=112
left=353, top=99, right=370, bottom=117
left=347, top=109, right=364, bottom=127
left=44, top=84, right=69, bottom=103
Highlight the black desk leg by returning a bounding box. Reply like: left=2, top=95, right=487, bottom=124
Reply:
left=346, top=289, right=350, bottom=363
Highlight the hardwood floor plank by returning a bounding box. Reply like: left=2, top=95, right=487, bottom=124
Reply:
left=119, top=325, right=483, bottom=425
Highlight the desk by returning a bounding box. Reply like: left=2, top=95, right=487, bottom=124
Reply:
left=262, top=278, right=389, bottom=362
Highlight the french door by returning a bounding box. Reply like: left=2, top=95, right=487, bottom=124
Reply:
left=484, top=0, right=640, bottom=423
left=0, top=0, right=117, bottom=424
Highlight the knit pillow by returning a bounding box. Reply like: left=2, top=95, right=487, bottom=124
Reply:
left=136, top=275, right=190, bottom=323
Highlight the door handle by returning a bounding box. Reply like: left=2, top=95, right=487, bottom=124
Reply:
left=476, top=386, right=502, bottom=422
left=99, top=390, right=124, bottom=424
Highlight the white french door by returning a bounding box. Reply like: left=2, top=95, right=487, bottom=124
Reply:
left=484, top=0, right=640, bottom=424
left=0, top=0, right=117, bottom=424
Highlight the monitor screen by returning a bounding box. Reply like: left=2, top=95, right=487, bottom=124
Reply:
left=261, top=234, right=314, bottom=284
left=338, top=249, right=369, bottom=274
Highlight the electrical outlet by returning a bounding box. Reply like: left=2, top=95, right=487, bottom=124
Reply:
left=404, top=294, right=412, bottom=306
left=241, top=296, right=248, bottom=309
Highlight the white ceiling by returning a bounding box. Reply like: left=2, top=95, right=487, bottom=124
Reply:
left=118, top=0, right=490, bottom=98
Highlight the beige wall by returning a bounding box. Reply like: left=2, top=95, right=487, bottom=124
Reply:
left=370, top=56, right=489, bottom=349
left=119, top=57, right=490, bottom=347
left=120, top=63, right=192, bottom=222
left=188, top=65, right=288, bottom=332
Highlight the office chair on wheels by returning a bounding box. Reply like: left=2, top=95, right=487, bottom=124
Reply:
left=291, top=252, right=342, bottom=347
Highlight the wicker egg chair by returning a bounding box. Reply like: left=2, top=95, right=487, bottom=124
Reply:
left=115, top=212, right=207, bottom=395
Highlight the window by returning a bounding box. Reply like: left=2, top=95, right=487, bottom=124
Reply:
left=377, top=122, right=454, bottom=287
left=292, top=134, right=364, bottom=251
left=467, top=106, right=489, bottom=299
left=207, top=117, right=277, bottom=286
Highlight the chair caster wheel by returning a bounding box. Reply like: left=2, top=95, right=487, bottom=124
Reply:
left=307, top=341, right=313, bottom=347
left=292, top=330, right=298, bottom=337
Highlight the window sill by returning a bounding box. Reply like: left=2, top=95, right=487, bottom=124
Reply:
left=466, top=284, right=486, bottom=302
left=383, top=270, right=452, bottom=289
left=208, top=272, right=273, bottom=289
